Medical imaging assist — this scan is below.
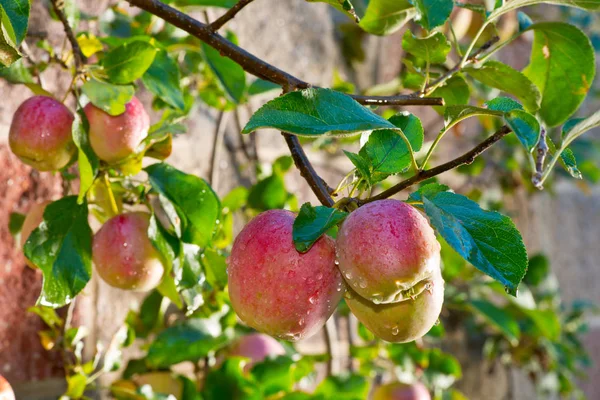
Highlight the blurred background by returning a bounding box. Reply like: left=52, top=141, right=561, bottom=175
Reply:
left=0, top=0, right=599, bottom=399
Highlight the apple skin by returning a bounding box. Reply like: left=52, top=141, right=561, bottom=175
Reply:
left=84, top=96, right=150, bottom=163
left=373, top=382, right=431, bottom=400
left=93, top=212, right=164, bottom=291
left=9, top=96, right=75, bottom=171
left=227, top=210, right=344, bottom=341
left=336, top=199, right=441, bottom=305
left=20, top=200, right=51, bottom=269
left=228, top=333, right=286, bottom=370
left=0, top=375, right=15, bottom=400
left=345, top=268, right=444, bottom=343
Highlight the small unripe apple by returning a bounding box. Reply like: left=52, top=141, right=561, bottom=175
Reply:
left=0, top=375, right=15, bottom=400
left=228, top=333, right=286, bottom=370
left=228, top=210, right=344, bottom=341
left=84, top=97, right=150, bottom=163
left=9, top=96, right=75, bottom=171
left=336, top=199, right=441, bottom=304
left=93, top=212, right=164, bottom=291
left=20, top=200, right=51, bottom=269
left=373, top=382, right=431, bottom=400
left=345, top=268, right=444, bottom=343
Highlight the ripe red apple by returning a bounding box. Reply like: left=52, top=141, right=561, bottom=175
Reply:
left=84, top=96, right=150, bottom=163
left=20, top=200, right=51, bottom=269
left=9, top=96, right=75, bottom=171
left=93, top=212, right=164, bottom=291
left=228, top=333, right=286, bottom=370
left=0, top=375, right=15, bottom=400
left=336, top=199, right=441, bottom=305
left=345, top=268, right=444, bottom=342
left=227, top=210, right=344, bottom=341
left=373, top=382, right=431, bottom=400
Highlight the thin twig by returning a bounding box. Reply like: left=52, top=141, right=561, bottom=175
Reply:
left=209, top=0, right=256, bottom=31
left=351, top=95, right=444, bottom=107
left=323, top=317, right=338, bottom=376
left=233, top=108, right=253, bottom=161
left=362, top=126, right=512, bottom=203
left=209, top=111, right=229, bottom=186
left=532, top=128, right=548, bottom=189
left=50, top=0, right=86, bottom=69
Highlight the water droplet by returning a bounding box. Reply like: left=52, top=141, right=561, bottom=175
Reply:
left=358, top=278, right=367, bottom=289
left=334, top=260, right=340, bottom=266
left=123, top=242, right=128, bottom=247
left=299, top=318, right=305, bottom=326
left=344, top=291, right=354, bottom=299
left=308, top=296, right=316, bottom=304
left=345, top=272, right=353, bottom=280
left=435, top=319, right=441, bottom=326
left=316, top=273, right=323, bottom=280
left=391, top=326, right=399, bottom=336
left=369, top=292, right=382, bottom=303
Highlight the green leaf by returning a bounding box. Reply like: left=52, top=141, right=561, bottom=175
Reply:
left=24, top=197, right=92, bottom=308
left=359, top=112, right=423, bottom=179
left=0, top=0, right=30, bottom=46
left=251, top=356, right=295, bottom=397
left=485, top=97, right=523, bottom=113
left=202, top=36, right=246, bottom=104
left=222, top=186, right=249, bottom=212
left=103, top=40, right=157, bottom=85
left=522, top=308, right=560, bottom=341
left=315, top=374, right=369, bottom=400
left=413, top=0, right=454, bottom=30
left=65, top=373, right=87, bottom=398
left=504, top=109, right=541, bottom=152
left=81, top=79, right=135, bottom=116
left=444, top=105, right=503, bottom=129
left=470, top=300, right=520, bottom=345
left=561, top=110, right=600, bottom=145
left=0, top=17, right=20, bottom=66
left=407, top=182, right=450, bottom=203
left=293, top=203, right=348, bottom=252
left=202, top=248, right=228, bottom=289
left=305, top=0, right=359, bottom=22
left=72, top=110, right=99, bottom=203
left=248, top=78, right=281, bottom=96
left=429, top=75, right=470, bottom=107
left=9, top=212, right=25, bottom=238
left=146, top=318, right=228, bottom=368
left=559, top=147, right=582, bottom=179
left=489, top=0, right=600, bottom=21
left=359, top=0, right=416, bottom=36
left=247, top=175, right=288, bottom=211
left=243, top=88, right=399, bottom=136
left=425, top=349, right=462, bottom=388
left=523, top=254, right=549, bottom=286
left=464, top=60, right=541, bottom=112
left=343, top=150, right=371, bottom=183
left=402, top=30, right=451, bottom=64
left=523, top=23, right=595, bottom=127
left=422, top=192, right=528, bottom=295
left=0, top=58, right=32, bottom=83
left=203, top=358, right=261, bottom=400
left=146, top=163, right=220, bottom=248
left=127, top=290, right=164, bottom=338
left=142, top=50, right=185, bottom=110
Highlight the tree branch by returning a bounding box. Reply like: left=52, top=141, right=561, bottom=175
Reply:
left=283, top=134, right=335, bottom=207
left=50, top=0, right=86, bottom=69
left=209, top=111, right=229, bottom=186
left=126, top=0, right=443, bottom=107
left=209, top=0, right=256, bottom=31
left=362, top=126, right=512, bottom=203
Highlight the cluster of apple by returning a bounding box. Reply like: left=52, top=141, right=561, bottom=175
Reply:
left=227, top=200, right=444, bottom=344
left=11, top=95, right=166, bottom=291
